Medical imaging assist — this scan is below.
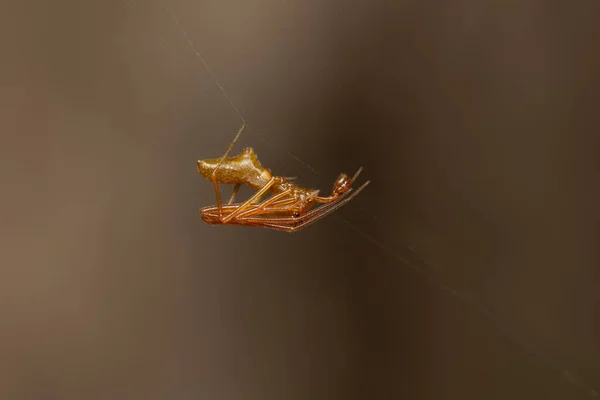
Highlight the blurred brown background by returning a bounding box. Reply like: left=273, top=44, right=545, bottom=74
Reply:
left=0, top=0, right=598, bottom=398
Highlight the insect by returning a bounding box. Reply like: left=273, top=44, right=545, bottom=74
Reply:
left=197, top=124, right=370, bottom=232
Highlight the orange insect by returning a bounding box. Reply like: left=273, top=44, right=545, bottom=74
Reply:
left=197, top=124, right=370, bottom=232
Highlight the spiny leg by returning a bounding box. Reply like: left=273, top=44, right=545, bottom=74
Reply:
left=241, top=180, right=370, bottom=232
left=235, top=195, right=299, bottom=220
left=211, top=123, right=246, bottom=216
left=222, top=176, right=277, bottom=223
left=238, top=168, right=367, bottom=224
left=236, top=188, right=295, bottom=219
left=240, top=189, right=353, bottom=225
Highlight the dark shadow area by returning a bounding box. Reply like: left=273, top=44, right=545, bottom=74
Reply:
left=0, top=0, right=598, bottom=399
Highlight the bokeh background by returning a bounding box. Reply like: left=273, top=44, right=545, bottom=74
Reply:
left=1, top=0, right=598, bottom=398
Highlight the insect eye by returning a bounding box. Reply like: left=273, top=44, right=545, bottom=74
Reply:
left=293, top=212, right=300, bottom=218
